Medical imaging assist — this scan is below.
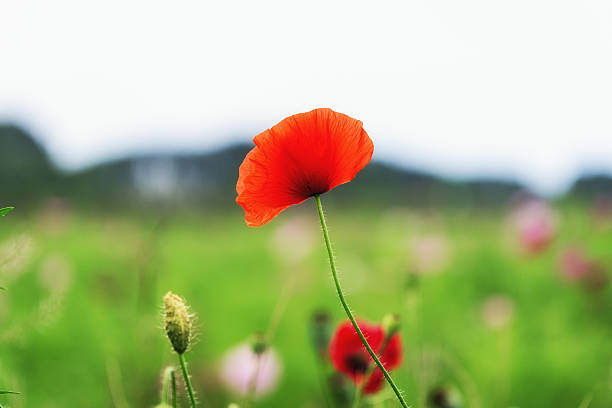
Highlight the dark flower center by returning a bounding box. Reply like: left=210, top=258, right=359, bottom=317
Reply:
left=301, top=177, right=331, bottom=197
left=345, top=353, right=369, bottom=374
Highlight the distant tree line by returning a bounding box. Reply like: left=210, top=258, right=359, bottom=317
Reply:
left=1, top=124, right=610, bottom=212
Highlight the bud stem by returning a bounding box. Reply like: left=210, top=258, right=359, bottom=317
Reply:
left=171, top=369, right=177, bottom=408
left=314, top=195, right=408, bottom=408
left=352, top=334, right=394, bottom=408
left=244, top=353, right=263, bottom=406
left=178, top=353, right=198, bottom=408
left=161, top=367, right=178, bottom=408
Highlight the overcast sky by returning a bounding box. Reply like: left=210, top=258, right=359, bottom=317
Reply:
left=1, top=0, right=612, bottom=195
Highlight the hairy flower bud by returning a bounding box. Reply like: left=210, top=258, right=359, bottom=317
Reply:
left=382, top=313, right=401, bottom=338
left=163, top=292, right=192, bottom=355
left=310, top=309, right=332, bottom=359
left=250, top=332, right=268, bottom=355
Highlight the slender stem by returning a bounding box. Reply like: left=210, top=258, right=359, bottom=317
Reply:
left=246, top=353, right=263, bottom=405
left=352, top=385, right=363, bottom=408
left=171, top=370, right=177, bottom=408
left=178, top=353, right=198, bottom=408
left=353, top=335, right=393, bottom=407
left=314, top=195, right=408, bottom=408
left=161, top=367, right=177, bottom=407
left=319, top=369, right=336, bottom=408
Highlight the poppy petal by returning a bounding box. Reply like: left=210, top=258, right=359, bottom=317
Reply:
left=329, top=320, right=384, bottom=384
left=380, top=334, right=403, bottom=370
left=363, top=370, right=385, bottom=394
left=236, top=108, right=373, bottom=227
left=362, top=334, right=403, bottom=394
left=329, top=319, right=404, bottom=394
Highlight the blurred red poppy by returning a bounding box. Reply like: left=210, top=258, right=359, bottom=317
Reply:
left=329, top=320, right=402, bottom=394
left=236, top=108, right=373, bottom=227
left=559, top=246, right=609, bottom=292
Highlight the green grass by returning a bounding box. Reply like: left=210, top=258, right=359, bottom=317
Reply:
left=1, top=203, right=611, bottom=407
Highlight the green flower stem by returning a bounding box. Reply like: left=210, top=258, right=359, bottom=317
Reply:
left=171, top=369, right=177, bottom=408
left=161, top=367, right=177, bottom=407
left=245, top=353, right=263, bottom=406
left=352, top=386, right=363, bottom=408
left=352, top=334, right=394, bottom=408
left=178, top=353, right=198, bottom=408
left=314, top=194, right=408, bottom=408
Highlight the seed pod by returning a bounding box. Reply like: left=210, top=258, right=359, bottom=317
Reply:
left=250, top=332, right=268, bottom=355
left=309, top=309, right=332, bottom=359
left=382, top=313, right=401, bottom=338
left=163, top=292, right=192, bottom=355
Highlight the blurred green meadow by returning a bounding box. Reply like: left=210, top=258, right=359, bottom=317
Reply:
left=1, top=201, right=611, bottom=408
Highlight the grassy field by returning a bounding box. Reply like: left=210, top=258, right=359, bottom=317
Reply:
left=1, top=201, right=611, bottom=407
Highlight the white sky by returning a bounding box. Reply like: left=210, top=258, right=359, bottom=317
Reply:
left=1, top=0, right=612, bottom=195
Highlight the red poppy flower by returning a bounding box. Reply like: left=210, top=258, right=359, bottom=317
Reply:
left=329, top=320, right=403, bottom=394
left=236, top=108, right=373, bottom=227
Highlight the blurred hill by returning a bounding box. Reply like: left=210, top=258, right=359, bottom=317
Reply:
left=1, top=124, right=537, bottom=211
left=569, top=174, right=612, bottom=200
left=0, top=125, right=61, bottom=203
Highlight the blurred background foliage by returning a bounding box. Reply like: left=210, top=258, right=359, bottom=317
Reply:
left=6, top=123, right=612, bottom=212
left=1, top=125, right=612, bottom=407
